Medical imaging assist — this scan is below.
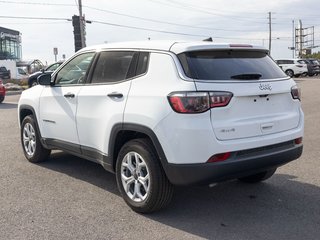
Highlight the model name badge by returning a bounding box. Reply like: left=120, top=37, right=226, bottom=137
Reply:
left=220, top=128, right=235, bottom=133
left=259, top=83, right=272, bottom=91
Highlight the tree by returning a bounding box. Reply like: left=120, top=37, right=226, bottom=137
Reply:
left=305, top=51, right=320, bottom=59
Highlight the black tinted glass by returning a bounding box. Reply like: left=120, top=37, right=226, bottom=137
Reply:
left=136, top=52, right=150, bottom=76
left=178, top=50, right=287, bottom=80
left=91, top=51, right=136, bottom=83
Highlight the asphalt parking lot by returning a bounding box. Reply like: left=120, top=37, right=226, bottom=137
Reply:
left=0, top=78, right=319, bottom=240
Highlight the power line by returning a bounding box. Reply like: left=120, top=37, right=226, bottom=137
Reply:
left=0, top=15, right=209, bottom=38
left=0, top=22, right=68, bottom=25
left=162, top=0, right=267, bottom=15
left=0, top=0, right=74, bottom=6
left=91, top=20, right=209, bottom=38
left=83, top=5, right=260, bottom=33
left=0, top=0, right=269, bottom=32
left=0, top=15, right=71, bottom=21
left=147, top=0, right=267, bottom=24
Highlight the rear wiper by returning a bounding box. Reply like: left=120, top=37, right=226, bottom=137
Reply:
left=230, top=73, right=262, bottom=80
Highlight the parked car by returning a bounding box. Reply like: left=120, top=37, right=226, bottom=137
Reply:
left=18, top=41, right=304, bottom=213
left=17, top=67, right=29, bottom=80
left=304, top=59, right=320, bottom=76
left=0, top=66, right=11, bottom=79
left=0, top=79, right=6, bottom=103
left=275, top=59, right=308, bottom=77
left=27, top=61, right=63, bottom=87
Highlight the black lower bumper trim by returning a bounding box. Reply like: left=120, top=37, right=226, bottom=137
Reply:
left=163, top=144, right=303, bottom=186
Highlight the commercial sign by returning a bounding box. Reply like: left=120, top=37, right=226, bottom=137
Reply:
left=0, top=32, right=21, bottom=43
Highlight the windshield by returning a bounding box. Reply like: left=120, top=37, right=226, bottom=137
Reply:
left=178, top=50, right=287, bottom=80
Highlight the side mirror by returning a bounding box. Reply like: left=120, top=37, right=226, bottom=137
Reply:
left=38, top=73, right=52, bottom=86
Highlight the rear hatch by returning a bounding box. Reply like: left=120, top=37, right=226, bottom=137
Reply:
left=178, top=48, right=301, bottom=140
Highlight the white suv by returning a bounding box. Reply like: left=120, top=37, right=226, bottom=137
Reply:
left=18, top=41, right=304, bottom=213
left=275, top=59, right=308, bottom=77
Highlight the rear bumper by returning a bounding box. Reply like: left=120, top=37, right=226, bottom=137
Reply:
left=163, top=141, right=303, bottom=185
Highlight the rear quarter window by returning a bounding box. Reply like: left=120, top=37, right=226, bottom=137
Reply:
left=178, top=50, right=287, bottom=80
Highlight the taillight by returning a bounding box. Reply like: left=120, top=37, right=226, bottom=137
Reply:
left=295, top=137, right=303, bottom=145
left=210, top=92, right=233, bottom=108
left=291, top=86, right=301, bottom=101
left=207, top=152, right=231, bottom=163
left=168, top=92, right=210, bottom=113
left=168, top=91, right=232, bottom=113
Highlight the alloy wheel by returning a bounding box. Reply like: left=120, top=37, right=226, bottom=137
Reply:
left=120, top=152, right=150, bottom=202
left=23, top=123, right=36, bottom=156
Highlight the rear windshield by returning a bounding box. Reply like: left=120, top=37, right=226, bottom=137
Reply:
left=178, top=50, right=287, bottom=80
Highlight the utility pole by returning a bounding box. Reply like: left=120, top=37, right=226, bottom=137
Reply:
left=298, top=20, right=303, bottom=58
left=78, top=0, right=86, bottom=48
left=268, top=12, right=272, bottom=55
left=292, top=20, right=295, bottom=58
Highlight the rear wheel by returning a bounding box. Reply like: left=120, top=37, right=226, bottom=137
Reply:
left=31, top=81, right=38, bottom=87
left=285, top=69, right=294, bottom=77
left=116, top=138, right=174, bottom=213
left=21, top=115, right=51, bottom=163
left=238, top=168, right=277, bottom=183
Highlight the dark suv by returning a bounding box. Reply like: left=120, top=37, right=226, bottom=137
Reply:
left=0, top=66, right=11, bottom=80
left=304, top=59, right=320, bottom=76
left=27, top=61, right=63, bottom=87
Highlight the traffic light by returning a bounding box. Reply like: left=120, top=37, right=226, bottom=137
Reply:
left=72, top=15, right=82, bottom=52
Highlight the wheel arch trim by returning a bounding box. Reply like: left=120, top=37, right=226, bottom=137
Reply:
left=19, top=105, right=47, bottom=148
left=109, top=123, right=169, bottom=171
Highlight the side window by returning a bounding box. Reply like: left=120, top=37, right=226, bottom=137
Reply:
left=47, top=63, right=61, bottom=71
left=136, top=52, right=150, bottom=76
left=55, top=52, right=94, bottom=85
left=91, top=51, right=137, bottom=84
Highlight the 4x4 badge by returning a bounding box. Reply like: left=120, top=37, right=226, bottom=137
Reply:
left=259, top=83, right=272, bottom=91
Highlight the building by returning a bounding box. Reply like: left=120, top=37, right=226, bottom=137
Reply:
left=0, top=26, right=21, bottom=60
left=0, top=26, right=22, bottom=79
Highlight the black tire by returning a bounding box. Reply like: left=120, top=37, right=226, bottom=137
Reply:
left=0, top=95, right=4, bottom=103
left=116, top=138, right=174, bottom=213
left=31, top=81, right=38, bottom=87
left=238, top=168, right=277, bottom=183
left=285, top=69, right=294, bottom=77
left=21, top=115, right=51, bottom=163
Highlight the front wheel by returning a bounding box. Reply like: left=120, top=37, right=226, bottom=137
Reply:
left=116, top=139, right=174, bottom=213
left=238, top=168, right=277, bottom=183
left=21, top=115, right=51, bottom=163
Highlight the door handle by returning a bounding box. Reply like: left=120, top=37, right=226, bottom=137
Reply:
left=107, top=92, right=123, bottom=99
left=64, top=93, right=75, bottom=98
